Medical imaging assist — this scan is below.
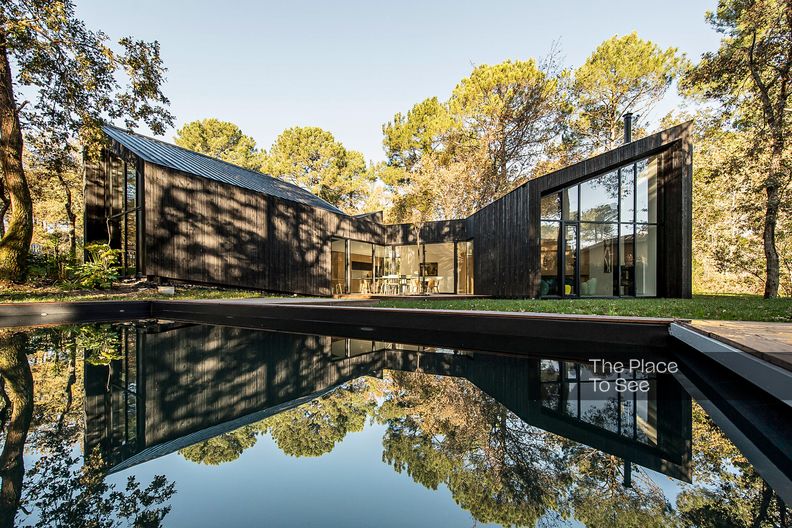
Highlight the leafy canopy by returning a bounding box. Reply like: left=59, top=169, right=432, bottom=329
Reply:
left=2, top=0, right=174, bottom=152
left=570, top=32, right=684, bottom=152
left=174, top=118, right=262, bottom=170
left=263, top=126, right=373, bottom=212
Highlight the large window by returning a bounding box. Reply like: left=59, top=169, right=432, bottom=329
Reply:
left=330, top=239, right=473, bottom=295
left=456, top=240, right=474, bottom=294
left=107, top=152, right=139, bottom=276
left=331, top=238, right=347, bottom=294
left=539, top=156, right=659, bottom=297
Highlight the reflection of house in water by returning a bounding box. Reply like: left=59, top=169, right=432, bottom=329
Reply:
left=84, top=323, right=691, bottom=481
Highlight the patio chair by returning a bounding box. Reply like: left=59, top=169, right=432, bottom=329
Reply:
left=427, top=278, right=439, bottom=294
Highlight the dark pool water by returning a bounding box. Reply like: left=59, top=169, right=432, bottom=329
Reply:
left=1, top=321, right=789, bottom=527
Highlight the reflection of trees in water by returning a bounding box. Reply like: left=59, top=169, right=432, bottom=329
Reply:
left=264, top=377, right=380, bottom=457
left=178, top=378, right=382, bottom=464
left=676, top=404, right=789, bottom=528
left=375, top=372, right=787, bottom=527
left=22, top=444, right=175, bottom=528
left=11, top=325, right=781, bottom=527
left=377, top=371, right=572, bottom=527
left=174, top=368, right=789, bottom=527
left=0, top=329, right=34, bottom=528
left=181, top=425, right=262, bottom=466
left=0, top=325, right=176, bottom=528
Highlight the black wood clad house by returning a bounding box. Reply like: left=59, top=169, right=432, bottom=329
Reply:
left=85, top=121, right=692, bottom=298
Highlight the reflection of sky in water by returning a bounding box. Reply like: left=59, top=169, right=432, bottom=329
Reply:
left=8, top=322, right=789, bottom=527
left=103, top=422, right=499, bottom=528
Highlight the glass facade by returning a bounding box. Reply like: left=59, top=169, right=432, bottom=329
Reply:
left=456, top=241, right=474, bottom=295
left=108, top=152, right=140, bottom=276
left=330, top=238, right=347, bottom=294
left=330, top=239, right=472, bottom=295
left=539, top=156, right=659, bottom=297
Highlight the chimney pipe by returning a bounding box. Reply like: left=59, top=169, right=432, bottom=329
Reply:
left=623, top=112, right=633, bottom=144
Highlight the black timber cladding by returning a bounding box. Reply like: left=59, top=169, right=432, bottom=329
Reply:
left=102, top=125, right=345, bottom=215
left=89, top=122, right=692, bottom=297
left=467, top=120, right=693, bottom=298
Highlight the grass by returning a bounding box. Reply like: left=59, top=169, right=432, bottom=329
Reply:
left=0, top=282, right=277, bottom=304
left=375, top=294, right=792, bottom=322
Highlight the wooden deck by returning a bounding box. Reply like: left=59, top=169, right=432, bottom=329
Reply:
left=683, top=320, right=792, bottom=372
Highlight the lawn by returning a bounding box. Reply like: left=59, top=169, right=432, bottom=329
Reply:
left=0, top=282, right=274, bottom=304
left=375, top=295, right=792, bottom=322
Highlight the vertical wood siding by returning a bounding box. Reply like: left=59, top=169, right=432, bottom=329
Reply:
left=85, top=122, right=692, bottom=297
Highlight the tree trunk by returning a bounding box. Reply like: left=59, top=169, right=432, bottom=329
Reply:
left=0, top=177, right=9, bottom=239
left=762, top=138, right=782, bottom=299
left=57, top=171, right=77, bottom=262
left=0, top=24, right=32, bottom=282
left=0, top=330, right=34, bottom=528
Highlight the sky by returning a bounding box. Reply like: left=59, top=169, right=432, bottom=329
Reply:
left=75, top=0, right=723, bottom=163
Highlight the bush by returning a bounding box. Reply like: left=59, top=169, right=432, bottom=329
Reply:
left=66, top=243, right=121, bottom=289
left=27, top=252, right=62, bottom=282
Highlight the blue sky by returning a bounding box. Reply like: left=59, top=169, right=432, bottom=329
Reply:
left=75, top=0, right=722, bottom=162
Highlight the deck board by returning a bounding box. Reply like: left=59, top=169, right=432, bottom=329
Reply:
left=685, top=320, right=792, bottom=372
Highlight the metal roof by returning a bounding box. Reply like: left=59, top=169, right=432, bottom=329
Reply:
left=103, top=125, right=346, bottom=215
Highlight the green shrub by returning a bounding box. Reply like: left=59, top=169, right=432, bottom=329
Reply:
left=66, top=243, right=121, bottom=289
left=27, top=252, right=61, bottom=282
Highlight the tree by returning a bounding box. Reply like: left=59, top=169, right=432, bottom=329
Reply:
left=180, top=426, right=260, bottom=466
left=569, top=32, right=684, bottom=154
left=0, top=329, right=33, bottom=528
left=682, top=0, right=791, bottom=298
left=264, top=379, right=377, bottom=457
left=381, top=58, right=566, bottom=221
left=26, top=134, right=83, bottom=264
left=174, top=118, right=262, bottom=170
left=0, top=0, right=173, bottom=282
left=382, top=97, right=453, bottom=174
left=263, top=126, right=373, bottom=211
left=661, top=109, right=790, bottom=295
left=449, top=59, right=566, bottom=200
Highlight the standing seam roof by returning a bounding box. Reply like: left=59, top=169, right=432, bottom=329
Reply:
left=103, top=125, right=346, bottom=215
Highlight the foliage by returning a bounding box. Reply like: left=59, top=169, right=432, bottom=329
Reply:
left=375, top=295, right=792, bottom=322
left=178, top=379, right=379, bottom=465
left=378, top=371, right=572, bottom=526
left=0, top=0, right=173, bottom=281
left=382, top=57, right=566, bottom=221
left=24, top=134, right=85, bottom=266
left=76, top=325, right=123, bottom=367
left=263, top=378, right=377, bottom=457
left=263, top=126, right=373, bottom=212
left=382, top=97, right=454, bottom=174
left=568, top=32, right=685, bottom=154
left=21, top=445, right=175, bottom=528
left=66, top=243, right=121, bottom=290
left=26, top=251, right=65, bottom=283
left=179, top=426, right=260, bottom=465
left=663, top=109, right=792, bottom=296
left=681, top=0, right=791, bottom=298
left=174, top=118, right=263, bottom=170
left=675, top=404, right=788, bottom=527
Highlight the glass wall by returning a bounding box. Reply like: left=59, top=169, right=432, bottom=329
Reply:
left=349, top=241, right=374, bottom=294
left=424, top=242, right=454, bottom=293
left=107, top=152, right=139, bottom=276
left=539, top=155, right=659, bottom=297
left=456, top=241, right=474, bottom=294
left=394, top=245, right=421, bottom=294
left=330, top=238, right=347, bottom=294
left=331, top=239, right=472, bottom=295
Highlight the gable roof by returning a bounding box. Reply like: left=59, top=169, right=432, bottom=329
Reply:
left=103, top=125, right=346, bottom=215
